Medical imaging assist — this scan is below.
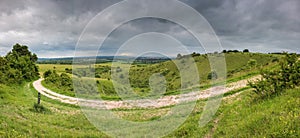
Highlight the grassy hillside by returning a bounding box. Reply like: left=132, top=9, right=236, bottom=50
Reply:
left=0, top=84, right=108, bottom=137
left=166, top=88, right=300, bottom=137
left=39, top=52, right=280, bottom=99
left=212, top=88, right=300, bottom=137
left=0, top=82, right=298, bottom=137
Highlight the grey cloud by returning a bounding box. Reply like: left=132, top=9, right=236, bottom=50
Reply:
left=0, top=0, right=299, bottom=58
left=189, top=0, right=300, bottom=53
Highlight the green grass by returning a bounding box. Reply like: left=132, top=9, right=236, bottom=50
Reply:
left=38, top=64, right=96, bottom=76
left=0, top=83, right=108, bottom=137
left=165, top=88, right=300, bottom=137
left=0, top=82, right=299, bottom=137
left=211, top=88, right=300, bottom=137
left=38, top=63, right=114, bottom=75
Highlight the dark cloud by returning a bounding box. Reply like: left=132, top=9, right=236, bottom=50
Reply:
left=186, top=0, right=300, bottom=52
left=0, top=0, right=299, bottom=57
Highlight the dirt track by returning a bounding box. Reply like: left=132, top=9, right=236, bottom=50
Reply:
left=33, top=76, right=260, bottom=109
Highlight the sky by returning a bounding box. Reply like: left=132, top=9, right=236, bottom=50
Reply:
left=0, top=0, right=299, bottom=58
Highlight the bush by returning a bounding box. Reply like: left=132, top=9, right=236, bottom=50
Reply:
left=247, top=59, right=257, bottom=69
left=43, top=70, right=52, bottom=78
left=249, top=53, right=300, bottom=98
left=65, top=68, right=72, bottom=74
left=44, top=70, right=74, bottom=92
left=0, top=43, right=39, bottom=84
left=207, top=71, right=218, bottom=80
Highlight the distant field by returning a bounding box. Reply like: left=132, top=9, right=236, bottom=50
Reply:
left=38, top=63, right=114, bottom=75
left=38, top=64, right=74, bottom=75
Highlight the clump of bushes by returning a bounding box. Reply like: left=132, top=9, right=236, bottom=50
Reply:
left=249, top=53, right=300, bottom=98
left=44, top=70, right=73, bottom=92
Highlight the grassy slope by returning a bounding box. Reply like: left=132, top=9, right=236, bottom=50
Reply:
left=0, top=82, right=299, bottom=137
left=39, top=53, right=280, bottom=99
left=0, top=84, right=108, bottom=137
left=212, top=89, right=300, bottom=137
left=166, top=88, right=300, bottom=137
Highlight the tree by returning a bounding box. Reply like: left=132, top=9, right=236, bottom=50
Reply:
left=243, top=49, right=249, bottom=53
left=0, top=57, right=8, bottom=83
left=176, top=53, right=182, bottom=59
left=0, top=43, right=39, bottom=84
left=191, top=52, right=200, bottom=57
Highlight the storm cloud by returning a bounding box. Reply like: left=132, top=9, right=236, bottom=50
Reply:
left=0, top=0, right=299, bottom=57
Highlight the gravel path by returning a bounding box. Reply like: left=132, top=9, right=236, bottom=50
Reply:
left=33, top=76, right=260, bottom=109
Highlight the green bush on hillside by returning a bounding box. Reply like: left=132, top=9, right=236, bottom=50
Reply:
left=44, top=70, right=73, bottom=92
left=0, top=43, right=39, bottom=84
left=249, top=53, right=300, bottom=98
left=207, top=71, right=218, bottom=80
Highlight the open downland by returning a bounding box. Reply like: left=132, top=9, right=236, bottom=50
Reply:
left=1, top=82, right=299, bottom=137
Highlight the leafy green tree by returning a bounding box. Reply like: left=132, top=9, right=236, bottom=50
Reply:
left=0, top=57, right=8, bottom=83
left=0, top=43, right=39, bottom=84
left=243, top=49, right=249, bottom=53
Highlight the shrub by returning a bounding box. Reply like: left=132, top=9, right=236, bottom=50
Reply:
left=207, top=71, right=218, bottom=80
left=272, top=58, right=279, bottom=62
left=247, top=59, right=257, bottom=69
left=249, top=53, right=300, bottom=98
left=43, top=70, right=52, bottom=78
left=65, top=68, right=72, bottom=74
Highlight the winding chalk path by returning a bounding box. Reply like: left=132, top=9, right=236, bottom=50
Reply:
left=33, top=76, right=260, bottom=109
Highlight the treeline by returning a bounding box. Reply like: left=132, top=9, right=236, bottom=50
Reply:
left=0, top=44, right=39, bottom=84
left=222, top=49, right=249, bottom=53
left=176, top=49, right=250, bottom=59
